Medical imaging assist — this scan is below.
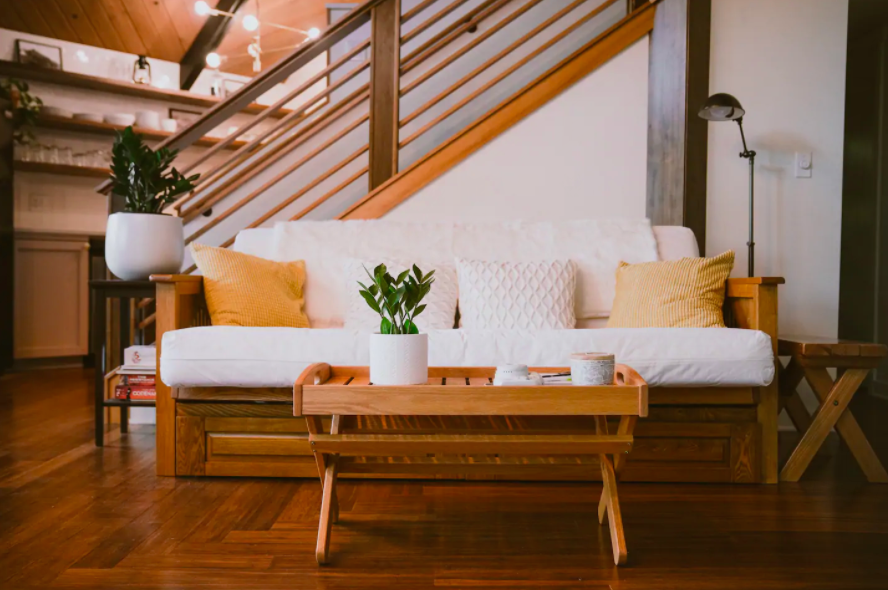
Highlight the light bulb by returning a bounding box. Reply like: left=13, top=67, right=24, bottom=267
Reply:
left=205, top=52, right=222, bottom=68
left=242, top=14, right=259, bottom=31
left=307, top=27, right=320, bottom=39
left=195, top=1, right=211, bottom=16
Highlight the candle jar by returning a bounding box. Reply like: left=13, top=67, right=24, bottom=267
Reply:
left=569, top=353, right=615, bottom=386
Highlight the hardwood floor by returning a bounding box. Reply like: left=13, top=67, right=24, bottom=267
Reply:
left=1, top=367, right=888, bottom=589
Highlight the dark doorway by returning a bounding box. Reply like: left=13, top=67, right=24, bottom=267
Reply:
left=840, top=0, right=888, bottom=397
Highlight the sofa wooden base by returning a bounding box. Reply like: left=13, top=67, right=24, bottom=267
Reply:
left=171, top=386, right=761, bottom=483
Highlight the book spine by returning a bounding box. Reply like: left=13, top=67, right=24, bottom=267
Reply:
left=114, top=385, right=157, bottom=400
left=120, top=374, right=156, bottom=386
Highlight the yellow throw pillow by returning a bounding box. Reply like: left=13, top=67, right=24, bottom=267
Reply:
left=607, top=251, right=735, bottom=328
left=190, top=243, right=310, bottom=328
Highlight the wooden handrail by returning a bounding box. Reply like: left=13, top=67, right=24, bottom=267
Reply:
left=400, top=0, right=510, bottom=72
left=184, top=131, right=369, bottom=244
left=180, top=88, right=370, bottom=221
left=340, top=0, right=657, bottom=220
left=177, top=38, right=371, bottom=177
left=400, top=0, right=620, bottom=143
left=401, top=0, right=472, bottom=44
left=400, top=0, right=546, bottom=96
left=185, top=57, right=371, bottom=195
left=401, top=0, right=439, bottom=24
left=97, top=0, right=385, bottom=194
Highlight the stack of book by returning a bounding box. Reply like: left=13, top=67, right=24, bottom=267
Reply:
left=115, top=345, right=156, bottom=401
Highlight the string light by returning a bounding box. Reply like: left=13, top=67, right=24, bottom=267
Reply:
left=192, top=0, right=320, bottom=73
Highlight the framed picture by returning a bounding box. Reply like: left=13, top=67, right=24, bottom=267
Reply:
left=222, top=79, right=246, bottom=97
left=168, top=108, right=202, bottom=126
left=15, top=39, right=63, bottom=70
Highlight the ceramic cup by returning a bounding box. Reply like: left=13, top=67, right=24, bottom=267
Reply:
left=569, top=353, right=615, bottom=386
left=135, top=110, right=160, bottom=130
left=160, top=118, right=178, bottom=132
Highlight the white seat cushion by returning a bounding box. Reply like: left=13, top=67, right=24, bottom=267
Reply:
left=161, top=327, right=774, bottom=388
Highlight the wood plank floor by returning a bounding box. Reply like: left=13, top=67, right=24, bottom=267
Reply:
left=2, top=367, right=888, bottom=589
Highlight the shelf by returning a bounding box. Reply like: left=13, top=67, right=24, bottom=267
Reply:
left=14, top=161, right=109, bottom=178
left=0, top=60, right=290, bottom=119
left=103, top=399, right=156, bottom=407
left=36, top=115, right=248, bottom=150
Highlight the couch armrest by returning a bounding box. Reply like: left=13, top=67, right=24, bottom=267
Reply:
left=151, top=274, right=206, bottom=476
left=724, top=276, right=784, bottom=483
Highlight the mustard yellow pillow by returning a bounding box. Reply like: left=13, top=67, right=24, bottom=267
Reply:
left=607, top=251, right=734, bottom=328
left=190, top=243, right=310, bottom=328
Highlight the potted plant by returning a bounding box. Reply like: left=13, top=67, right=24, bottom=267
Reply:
left=358, top=264, right=435, bottom=385
left=105, top=126, right=199, bottom=280
left=0, top=78, right=42, bottom=146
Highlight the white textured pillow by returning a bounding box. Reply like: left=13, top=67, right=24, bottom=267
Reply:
left=456, top=259, right=576, bottom=329
left=343, top=259, right=459, bottom=332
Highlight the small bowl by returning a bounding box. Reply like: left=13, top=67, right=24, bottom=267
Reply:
left=104, top=113, right=136, bottom=127
left=73, top=112, right=103, bottom=123
left=42, top=106, right=73, bottom=119
left=160, top=118, right=178, bottom=133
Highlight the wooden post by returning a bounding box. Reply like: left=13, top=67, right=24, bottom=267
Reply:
left=0, top=110, right=13, bottom=373
left=368, top=0, right=401, bottom=189
left=645, top=0, right=711, bottom=254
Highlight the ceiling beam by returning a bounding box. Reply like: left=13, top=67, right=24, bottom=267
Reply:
left=180, top=0, right=249, bottom=90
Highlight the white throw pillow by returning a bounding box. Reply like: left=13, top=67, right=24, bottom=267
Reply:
left=456, top=259, right=577, bottom=329
left=343, top=259, right=458, bottom=332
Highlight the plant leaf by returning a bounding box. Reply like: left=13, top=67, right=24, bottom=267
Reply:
left=359, top=290, right=380, bottom=313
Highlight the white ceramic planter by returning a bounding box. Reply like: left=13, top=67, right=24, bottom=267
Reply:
left=369, top=333, right=429, bottom=385
left=105, top=212, right=184, bottom=280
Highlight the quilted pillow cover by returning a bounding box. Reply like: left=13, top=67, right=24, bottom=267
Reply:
left=343, top=259, right=459, bottom=332
left=455, top=259, right=576, bottom=330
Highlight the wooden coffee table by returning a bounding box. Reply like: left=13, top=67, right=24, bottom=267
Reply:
left=294, top=364, right=648, bottom=566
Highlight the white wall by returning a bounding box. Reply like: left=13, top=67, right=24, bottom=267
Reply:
left=386, top=37, right=649, bottom=221
left=706, top=0, right=848, bottom=339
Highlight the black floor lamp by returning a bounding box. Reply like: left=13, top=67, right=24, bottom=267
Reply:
left=698, top=93, right=756, bottom=277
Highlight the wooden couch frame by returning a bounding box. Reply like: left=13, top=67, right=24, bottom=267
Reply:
left=152, top=275, right=784, bottom=483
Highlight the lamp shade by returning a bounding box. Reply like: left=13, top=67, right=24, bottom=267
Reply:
left=698, top=93, right=745, bottom=121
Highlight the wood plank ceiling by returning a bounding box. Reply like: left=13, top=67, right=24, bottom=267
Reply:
left=0, top=0, right=329, bottom=77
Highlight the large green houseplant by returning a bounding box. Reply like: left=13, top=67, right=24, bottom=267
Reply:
left=358, top=263, right=435, bottom=385
left=105, top=127, right=200, bottom=280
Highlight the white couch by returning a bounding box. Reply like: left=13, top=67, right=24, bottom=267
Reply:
left=161, top=220, right=775, bottom=390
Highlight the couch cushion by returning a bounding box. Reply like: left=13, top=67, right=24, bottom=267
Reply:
left=161, top=327, right=774, bottom=388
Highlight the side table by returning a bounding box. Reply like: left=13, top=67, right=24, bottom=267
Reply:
left=778, top=335, right=888, bottom=482
left=90, top=280, right=156, bottom=446
left=295, top=363, right=648, bottom=566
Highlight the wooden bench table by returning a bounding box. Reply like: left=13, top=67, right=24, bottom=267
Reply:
left=778, top=336, right=888, bottom=482
left=294, top=364, right=648, bottom=566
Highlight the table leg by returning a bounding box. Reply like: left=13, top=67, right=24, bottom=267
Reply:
left=804, top=368, right=888, bottom=483
left=119, top=299, right=130, bottom=434
left=599, top=415, right=636, bottom=524
left=779, top=358, right=811, bottom=433
left=780, top=368, right=869, bottom=482
left=316, top=454, right=340, bottom=565
left=600, top=453, right=627, bottom=565
left=307, top=416, right=340, bottom=524
left=93, top=291, right=106, bottom=447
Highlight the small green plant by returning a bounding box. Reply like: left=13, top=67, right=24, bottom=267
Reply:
left=0, top=78, right=43, bottom=144
left=109, top=126, right=200, bottom=214
left=358, top=264, right=435, bottom=334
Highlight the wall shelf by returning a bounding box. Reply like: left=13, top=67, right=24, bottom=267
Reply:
left=14, top=161, right=109, bottom=178
left=0, top=60, right=289, bottom=119
left=36, top=115, right=249, bottom=151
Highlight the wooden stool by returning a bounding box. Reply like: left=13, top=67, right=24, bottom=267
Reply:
left=778, top=336, right=888, bottom=482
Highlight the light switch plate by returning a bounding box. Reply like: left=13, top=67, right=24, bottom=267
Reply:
left=795, top=152, right=813, bottom=178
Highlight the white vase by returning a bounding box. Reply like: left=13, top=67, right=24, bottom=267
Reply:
left=105, top=212, right=184, bottom=280
left=369, top=333, right=429, bottom=385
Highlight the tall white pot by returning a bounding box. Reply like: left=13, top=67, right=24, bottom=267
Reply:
left=369, top=333, right=429, bottom=385
left=105, top=212, right=184, bottom=280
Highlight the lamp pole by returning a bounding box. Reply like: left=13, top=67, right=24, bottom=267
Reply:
left=735, top=117, right=756, bottom=277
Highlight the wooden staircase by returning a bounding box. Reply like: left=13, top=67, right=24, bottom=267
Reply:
left=102, top=0, right=658, bottom=279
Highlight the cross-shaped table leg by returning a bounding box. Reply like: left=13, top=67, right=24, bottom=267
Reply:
left=780, top=368, right=888, bottom=482
left=596, top=415, right=636, bottom=565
